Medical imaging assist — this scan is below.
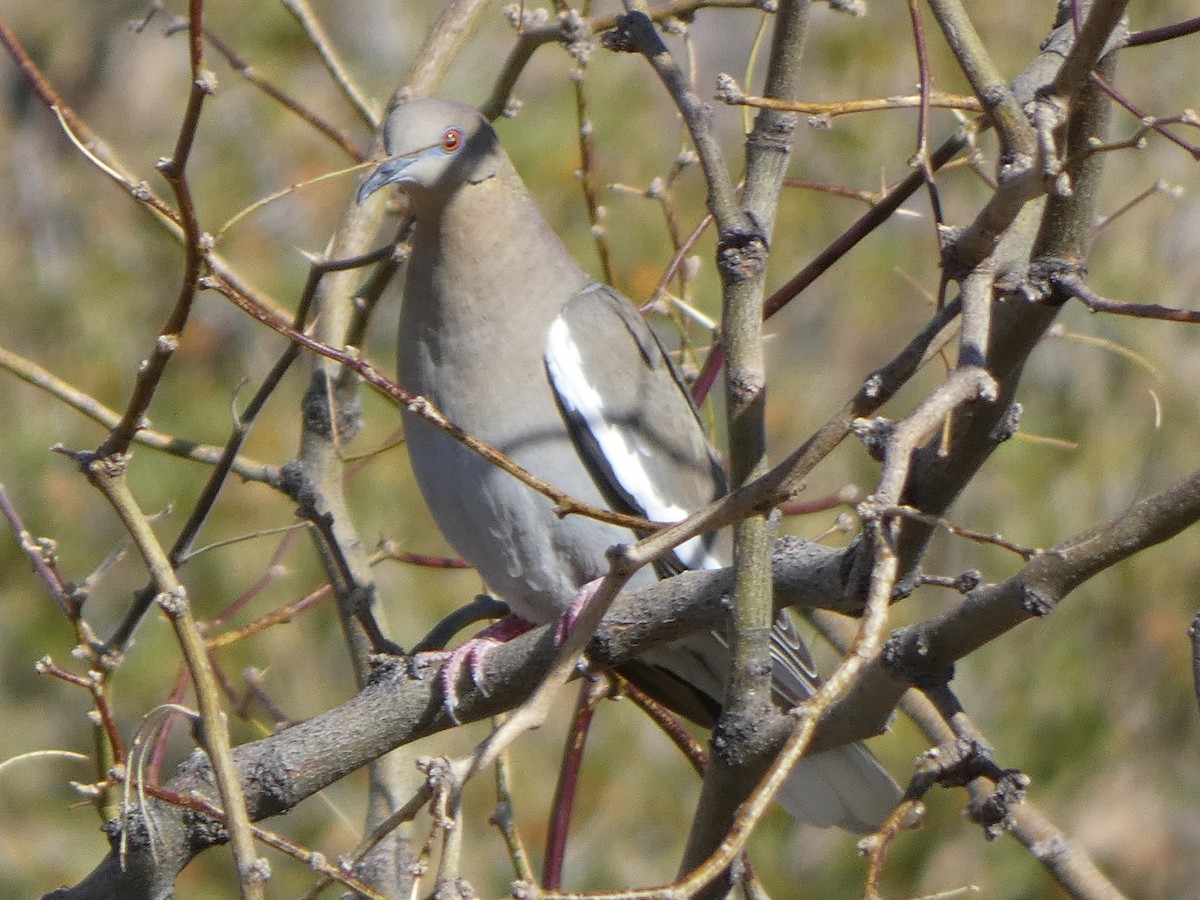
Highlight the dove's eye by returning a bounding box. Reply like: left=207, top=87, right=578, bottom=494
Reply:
left=440, top=129, right=462, bottom=153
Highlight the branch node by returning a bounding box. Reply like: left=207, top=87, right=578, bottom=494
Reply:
left=862, top=372, right=885, bottom=399
left=726, top=366, right=765, bottom=408
left=988, top=402, right=1022, bottom=442
left=598, top=24, right=637, bottom=55
left=851, top=417, right=894, bottom=462
left=971, top=768, right=1030, bottom=839
left=954, top=569, right=983, bottom=593
left=715, top=73, right=743, bottom=104
left=195, top=68, right=218, bottom=95
left=155, top=585, right=189, bottom=617
left=882, top=627, right=956, bottom=688
left=503, top=3, right=548, bottom=31
left=916, top=737, right=990, bottom=787
left=715, top=229, right=768, bottom=283
left=1018, top=584, right=1056, bottom=617
left=86, top=452, right=132, bottom=479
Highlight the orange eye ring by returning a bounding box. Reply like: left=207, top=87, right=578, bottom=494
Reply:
left=440, top=128, right=462, bottom=153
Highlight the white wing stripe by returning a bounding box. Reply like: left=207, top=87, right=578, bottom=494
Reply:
left=547, top=315, right=725, bottom=573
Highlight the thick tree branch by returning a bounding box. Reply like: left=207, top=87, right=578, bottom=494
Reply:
left=890, top=30, right=1123, bottom=586
left=820, top=468, right=1200, bottom=753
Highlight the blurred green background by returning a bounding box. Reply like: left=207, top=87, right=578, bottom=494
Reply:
left=1, top=1, right=1198, bottom=897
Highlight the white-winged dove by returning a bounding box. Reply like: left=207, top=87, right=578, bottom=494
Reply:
left=358, top=98, right=900, bottom=832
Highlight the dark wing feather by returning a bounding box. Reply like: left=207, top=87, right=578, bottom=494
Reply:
left=546, top=285, right=827, bottom=719
left=544, top=283, right=727, bottom=576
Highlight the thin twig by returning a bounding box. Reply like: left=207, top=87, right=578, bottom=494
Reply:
left=1125, top=15, right=1200, bottom=47
left=719, top=85, right=981, bottom=118
left=203, top=269, right=659, bottom=533
left=1091, top=179, right=1183, bottom=234
left=884, top=504, right=1039, bottom=559
left=1047, top=0, right=1131, bottom=100
left=35, top=658, right=127, bottom=765
left=204, top=541, right=406, bottom=649
left=76, top=454, right=267, bottom=898
left=1190, top=612, right=1200, bottom=722
left=543, top=676, right=609, bottom=889
left=128, top=779, right=394, bottom=900
left=490, top=726, right=537, bottom=885
left=297, top=784, right=435, bottom=899
left=925, top=0, right=1035, bottom=161
left=608, top=11, right=748, bottom=234
left=571, top=67, right=618, bottom=287
left=481, top=0, right=759, bottom=120
left=146, top=0, right=363, bottom=159
left=1089, top=71, right=1200, bottom=160
left=1052, top=269, right=1200, bottom=323
left=280, top=0, right=380, bottom=126
left=622, top=678, right=708, bottom=773
left=0, top=345, right=276, bottom=484
left=0, top=483, right=84, bottom=620
left=94, top=6, right=214, bottom=460
left=691, top=129, right=971, bottom=403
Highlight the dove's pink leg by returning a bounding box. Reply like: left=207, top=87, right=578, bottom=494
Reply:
left=435, top=577, right=605, bottom=720
left=553, top=577, right=603, bottom=645
left=433, top=614, right=535, bottom=721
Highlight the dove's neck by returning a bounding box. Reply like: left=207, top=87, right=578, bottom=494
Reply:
left=400, top=165, right=593, bottom=394
left=408, top=169, right=590, bottom=325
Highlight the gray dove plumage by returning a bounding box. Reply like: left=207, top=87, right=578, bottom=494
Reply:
left=358, top=98, right=900, bottom=832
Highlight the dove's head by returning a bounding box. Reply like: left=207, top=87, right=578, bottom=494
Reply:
left=357, top=99, right=503, bottom=205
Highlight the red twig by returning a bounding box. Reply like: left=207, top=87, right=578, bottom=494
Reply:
left=543, top=676, right=609, bottom=889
